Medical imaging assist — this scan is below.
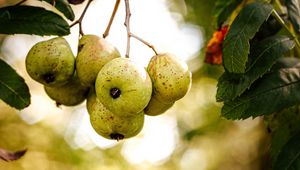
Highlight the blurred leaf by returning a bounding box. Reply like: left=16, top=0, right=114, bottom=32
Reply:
left=0, top=5, right=70, bottom=36
left=273, top=128, right=300, bottom=170
left=185, top=0, right=217, bottom=39
left=222, top=67, right=300, bottom=119
left=213, top=0, right=243, bottom=27
left=41, top=0, right=75, bottom=21
left=223, top=2, right=273, bottom=73
left=0, top=148, right=27, bottom=161
left=205, top=25, right=228, bottom=65
left=217, top=36, right=295, bottom=101
left=285, top=0, right=300, bottom=33
left=271, top=57, right=300, bottom=71
left=0, top=59, right=30, bottom=110
left=265, top=106, right=300, bottom=168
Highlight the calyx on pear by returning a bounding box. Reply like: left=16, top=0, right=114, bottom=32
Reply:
left=44, top=75, right=90, bottom=106
left=25, top=37, right=75, bottom=87
left=147, top=53, right=191, bottom=103
left=76, top=35, right=121, bottom=87
left=95, top=58, right=152, bottom=117
left=144, top=95, right=174, bottom=116
left=87, top=90, right=144, bottom=140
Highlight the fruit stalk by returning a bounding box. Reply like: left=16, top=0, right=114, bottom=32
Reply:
left=70, top=0, right=94, bottom=36
left=124, top=0, right=131, bottom=58
left=124, top=0, right=158, bottom=57
left=103, top=0, right=121, bottom=38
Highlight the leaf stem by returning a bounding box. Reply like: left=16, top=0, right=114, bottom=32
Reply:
left=103, top=0, right=120, bottom=38
left=272, top=9, right=300, bottom=49
left=70, top=0, right=93, bottom=36
left=124, top=0, right=158, bottom=58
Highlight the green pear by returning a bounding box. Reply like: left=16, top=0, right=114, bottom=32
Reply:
left=147, top=53, right=191, bottom=103
left=95, top=58, right=152, bottom=117
left=76, top=35, right=121, bottom=87
left=87, top=90, right=144, bottom=140
left=26, top=37, right=75, bottom=87
left=44, top=75, right=90, bottom=106
left=144, top=95, right=174, bottom=116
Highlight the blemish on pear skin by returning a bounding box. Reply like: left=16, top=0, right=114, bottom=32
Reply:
left=110, top=133, right=124, bottom=141
left=110, top=87, right=121, bottom=99
left=78, top=44, right=84, bottom=53
left=42, top=73, right=55, bottom=84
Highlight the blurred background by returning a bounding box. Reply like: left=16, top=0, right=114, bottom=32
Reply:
left=0, top=0, right=271, bottom=169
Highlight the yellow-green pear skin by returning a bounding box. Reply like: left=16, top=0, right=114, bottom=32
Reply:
left=147, top=53, right=192, bottom=103
left=144, top=95, right=174, bottom=116
left=87, top=91, right=144, bottom=140
left=95, top=58, right=152, bottom=117
left=76, top=35, right=121, bottom=87
left=44, top=75, right=90, bottom=106
left=25, top=37, right=75, bottom=87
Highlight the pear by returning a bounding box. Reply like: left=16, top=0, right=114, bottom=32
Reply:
left=87, top=90, right=144, bottom=140
left=44, top=75, right=90, bottom=106
left=25, top=37, right=75, bottom=87
left=76, top=35, right=121, bottom=87
left=144, top=95, right=174, bottom=116
left=95, top=58, right=152, bottom=117
left=147, top=53, right=191, bottom=103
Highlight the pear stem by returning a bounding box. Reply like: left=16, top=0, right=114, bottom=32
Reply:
left=124, top=0, right=158, bottom=58
left=124, top=0, right=131, bottom=58
left=131, top=33, right=158, bottom=55
left=70, top=0, right=94, bottom=36
left=103, top=0, right=121, bottom=38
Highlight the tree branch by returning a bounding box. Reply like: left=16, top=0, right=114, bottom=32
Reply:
left=103, top=0, right=121, bottom=38
left=124, top=0, right=158, bottom=58
left=70, top=0, right=94, bottom=36
left=130, top=33, right=158, bottom=55
left=124, top=0, right=131, bottom=58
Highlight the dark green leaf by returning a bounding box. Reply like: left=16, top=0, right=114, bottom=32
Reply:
left=264, top=106, right=300, bottom=167
left=217, top=36, right=295, bottom=101
left=286, top=0, right=300, bottom=33
left=271, top=57, right=300, bottom=71
left=41, top=0, right=75, bottom=21
left=213, top=0, right=243, bottom=27
left=222, top=67, right=300, bottom=119
left=0, top=59, right=30, bottom=110
left=255, top=15, right=286, bottom=40
left=274, top=128, right=300, bottom=170
left=0, top=5, right=70, bottom=36
left=223, top=2, right=273, bottom=73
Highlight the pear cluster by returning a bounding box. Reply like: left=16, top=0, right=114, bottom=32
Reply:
left=25, top=35, right=192, bottom=140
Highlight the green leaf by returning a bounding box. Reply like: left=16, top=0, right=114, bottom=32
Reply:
left=285, top=0, right=300, bottom=33
left=0, top=59, right=30, bottom=110
left=264, top=106, right=300, bottom=167
left=271, top=57, right=300, bottom=71
left=0, top=5, right=70, bottom=36
left=217, top=36, right=295, bottom=101
left=213, top=0, right=243, bottom=27
left=41, top=0, right=75, bottom=21
left=222, top=2, right=273, bottom=73
left=273, top=128, right=300, bottom=170
left=222, top=67, right=300, bottom=119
